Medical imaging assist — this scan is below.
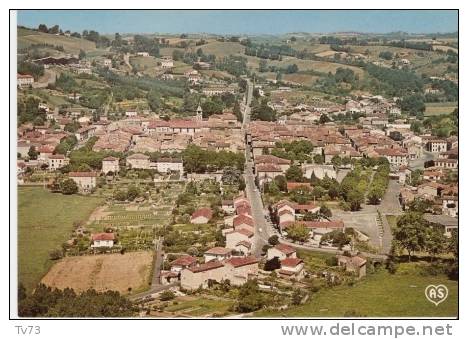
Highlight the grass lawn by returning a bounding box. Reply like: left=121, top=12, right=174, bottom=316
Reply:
left=18, top=187, right=104, bottom=292
left=255, top=263, right=458, bottom=317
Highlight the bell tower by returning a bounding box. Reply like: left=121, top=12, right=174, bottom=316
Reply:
left=196, top=104, right=203, bottom=121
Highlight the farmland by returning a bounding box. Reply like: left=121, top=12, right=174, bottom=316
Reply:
left=41, top=251, right=153, bottom=294
left=425, top=102, right=458, bottom=116
left=18, top=187, right=104, bottom=292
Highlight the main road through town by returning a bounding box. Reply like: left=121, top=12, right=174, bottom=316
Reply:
left=242, top=79, right=275, bottom=257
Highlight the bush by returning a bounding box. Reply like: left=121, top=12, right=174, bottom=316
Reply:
left=49, top=249, right=63, bottom=260
left=325, top=256, right=338, bottom=266
left=159, top=290, right=176, bottom=301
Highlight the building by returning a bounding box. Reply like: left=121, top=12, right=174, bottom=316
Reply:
left=75, top=125, right=97, bottom=142
left=156, top=158, right=184, bottom=173
left=102, top=156, right=120, bottom=174
left=267, top=244, right=297, bottom=260
left=423, top=214, right=458, bottom=237
left=434, top=158, right=458, bottom=169
left=278, top=258, right=305, bottom=280
left=17, top=74, right=34, bottom=87
left=160, top=57, right=174, bottom=69
left=91, top=233, right=115, bottom=248
left=170, top=255, right=197, bottom=272
left=69, top=172, right=98, bottom=191
left=374, top=148, right=408, bottom=167
left=48, top=154, right=69, bottom=171
left=126, top=153, right=151, bottom=169
left=191, top=207, right=213, bottom=224
left=225, top=229, right=254, bottom=251
left=180, top=260, right=226, bottom=290
left=223, top=256, right=259, bottom=285
left=204, top=247, right=232, bottom=262
left=427, top=139, right=448, bottom=153
left=337, top=255, right=367, bottom=278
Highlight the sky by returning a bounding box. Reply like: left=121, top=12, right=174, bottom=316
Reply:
left=17, top=10, right=458, bottom=35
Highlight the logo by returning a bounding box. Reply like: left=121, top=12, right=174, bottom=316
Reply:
left=425, top=285, right=448, bottom=306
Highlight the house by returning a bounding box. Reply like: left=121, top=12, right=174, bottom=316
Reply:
left=170, top=255, right=197, bottom=272
left=278, top=258, right=305, bottom=280
left=374, top=148, right=408, bottom=167
left=91, top=232, right=115, bottom=248
left=423, top=214, right=458, bottom=237
left=155, top=158, right=184, bottom=173
left=126, top=153, right=150, bottom=169
left=69, top=172, right=98, bottom=191
left=303, top=164, right=337, bottom=180
left=337, top=255, right=367, bottom=278
left=224, top=256, right=259, bottom=285
left=75, top=125, right=97, bottom=142
left=48, top=154, right=69, bottom=171
left=434, top=158, right=458, bottom=169
left=102, top=156, right=120, bottom=174
left=17, top=74, right=34, bottom=87
left=203, top=247, right=232, bottom=262
left=137, top=52, right=149, bottom=57
left=160, top=57, right=174, bottom=69
left=426, top=139, right=448, bottom=153
left=191, top=207, right=213, bottom=224
left=267, top=243, right=296, bottom=260
left=256, top=164, right=283, bottom=185
left=180, top=260, right=226, bottom=290
left=225, top=229, right=254, bottom=250
left=233, top=214, right=254, bottom=231
left=221, top=200, right=235, bottom=214
left=235, top=241, right=252, bottom=255
left=417, top=182, right=445, bottom=199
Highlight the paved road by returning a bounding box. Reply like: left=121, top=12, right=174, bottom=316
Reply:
left=408, top=150, right=435, bottom=170
left=242, top=79, right=274, bottom=256
left=151, top=238, right=164, bottom=287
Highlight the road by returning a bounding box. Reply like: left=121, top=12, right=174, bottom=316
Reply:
left=241, top=79, right=275, bottom=256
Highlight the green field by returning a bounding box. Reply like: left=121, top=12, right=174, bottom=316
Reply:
left=256, top=263, right=458, bottom=318
left=18, top=187, right=104, bottom=292
left=164, top=297, right=233, bottom=317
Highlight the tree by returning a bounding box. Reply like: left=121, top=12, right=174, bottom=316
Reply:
left=114, top=190, right=127, bottom=201
left=264, top=257, right=281, bottom=271
left=285, top=165, right=304, bottom=182
left=274, top=175, right=287, bottom=192
left=331, top=155, right=342, bottom=167
left=60, top=179, right=78, bottom=195
left=28, top=146, right=38, bottom=160
left=268, top=235, right=279, bottom=246
left=319, top=204, right=332, bottom=218
left=127, top=185, right=140, bottom=201
left=347, top=190, right=364, bottom=211
left=286, top=223, right=310, bottom=243
left=394, top=212, right=428, bottom=262
left=425, top=226, right=447, bottom=262
left=236, top=279, right=265, bottom=312
left=38, top=24, right=48, bottom=33
left=79, top=49, right=86, bottom=60
left=292, top=289, right=303, bottom=305
left=320, top=230, right=350, bottom=249
left=313, top=154, right=324, bottom=164
left=319, top=114, right=331, bottom=124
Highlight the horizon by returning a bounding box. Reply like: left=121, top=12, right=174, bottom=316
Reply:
left=17, top=10, right=458, bottom=35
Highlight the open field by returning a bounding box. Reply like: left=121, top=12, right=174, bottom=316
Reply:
left=425, top=102, right=458, bottom=116
left=18, top=187, right=104, bottom=292
left=41, top=251, right=153, bottom=294
left=199, top=41, right=245, bottom=57
left=256, top=263, right=458, bottom=317
left=18, top=28, right=96, bottom=54
left=267, top=57, right=365, bottom=76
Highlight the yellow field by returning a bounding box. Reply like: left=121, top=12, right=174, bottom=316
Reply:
left=18, top=29, right=96, bottom=54
left=41, top=251, right=153, bottom=294
left=425, top=102, right=458, bottom=116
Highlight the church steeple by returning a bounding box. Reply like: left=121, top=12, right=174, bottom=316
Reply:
left=196, top=104, right=203, bottom=121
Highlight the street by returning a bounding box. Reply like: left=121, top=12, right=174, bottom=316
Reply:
left=242, top=79, right=274, bottom=256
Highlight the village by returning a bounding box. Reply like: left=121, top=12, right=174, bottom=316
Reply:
left=16, top=20, right=458, bottom=318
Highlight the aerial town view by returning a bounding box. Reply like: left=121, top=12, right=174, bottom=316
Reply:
left=14, top=10, right=458, bottom=318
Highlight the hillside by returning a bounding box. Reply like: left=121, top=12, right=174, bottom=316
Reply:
left=18, top=27, right=97, bottom=55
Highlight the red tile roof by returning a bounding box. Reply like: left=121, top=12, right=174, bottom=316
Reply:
left=205, top=247, right=232, bottom=255
left=191, top=207, right=213, bottom=221
left=170, top=255, right=197, bottom=267
left=225, top=255, right=259, bottom=268
left=233, top=214, right=254, bottom=228
left=274, top=243, right=296, bottom=255
left=281, top=257, right=303, bottom=267
left=188, top=260, right=224, bottom=273
left=91, top=233, right=115, bottom=241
